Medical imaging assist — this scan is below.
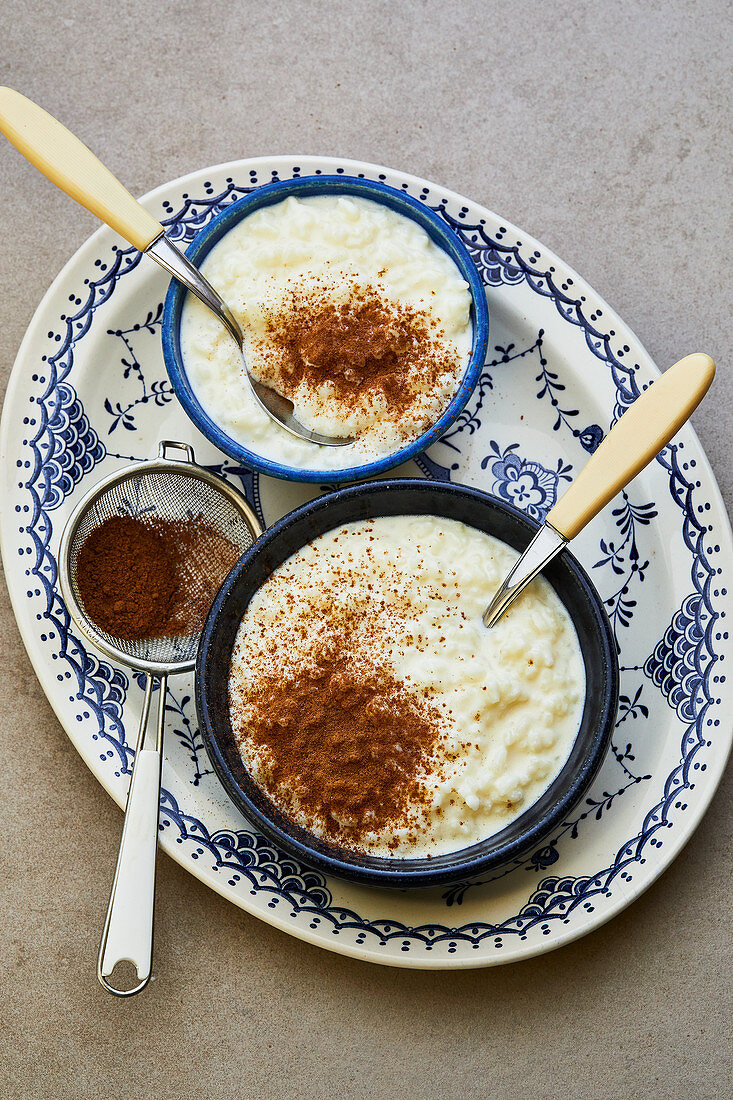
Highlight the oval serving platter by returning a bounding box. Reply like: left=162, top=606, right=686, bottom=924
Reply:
left=1, top=155, right=731, bottom=969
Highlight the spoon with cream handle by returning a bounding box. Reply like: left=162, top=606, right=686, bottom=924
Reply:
left=0, top=87, right=353, bottom=447
left=483, top=352, right=715, bottom=627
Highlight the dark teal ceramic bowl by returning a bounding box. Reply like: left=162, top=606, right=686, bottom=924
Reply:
left=162, top=175, right=489, bottom=484
left=196, top=480, right=619, bottom=889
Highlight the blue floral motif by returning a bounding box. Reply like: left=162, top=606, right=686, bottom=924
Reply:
left=104, top=305, right=175, bottom=434
left=593, top=494, right=658, bottom=645
left=165, top=689, right=212, bottom=786
left=481, top=442, right=572, bottom=521
left=529, top=844, right=560, bottom=871
left=491, top=453, right=555, bottom=515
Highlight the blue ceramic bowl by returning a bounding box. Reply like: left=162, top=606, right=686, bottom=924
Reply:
left=162, top=175, right=489, bottom=483
left=196, top=480, right=619, bottom=889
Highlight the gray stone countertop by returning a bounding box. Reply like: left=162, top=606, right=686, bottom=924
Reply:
left=0, top=2, right=730, bottom=1097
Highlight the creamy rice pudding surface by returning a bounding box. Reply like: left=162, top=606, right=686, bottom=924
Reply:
left=180, top=195, right=473, bottom=470
left=228, top=516, right=585, bottom=858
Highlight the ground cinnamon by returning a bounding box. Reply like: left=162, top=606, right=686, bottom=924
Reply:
left=234, top=650, right=444, bottom=848
left=262, top=283, right=452, bottom=412
left=75, top=514, right=240, bottom=642
left=75, top=516, right=177, bottom=640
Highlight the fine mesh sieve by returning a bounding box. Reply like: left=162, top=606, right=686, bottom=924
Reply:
left=58, top=441, right=262, bottom=996
left=61, top=442, right=261, bottom=673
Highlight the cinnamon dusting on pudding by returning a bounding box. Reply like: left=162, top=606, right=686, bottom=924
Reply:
left=260, top=284, right=454, bottom=417
left=236, top=651, right=444, bottom=850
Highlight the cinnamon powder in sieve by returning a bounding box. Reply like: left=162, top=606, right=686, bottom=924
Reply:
left=75, top=514, right=241, bottom=642
left=76, top=516, right=177, bottom=640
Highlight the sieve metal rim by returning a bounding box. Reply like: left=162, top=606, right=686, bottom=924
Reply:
left=58, top=440, right=263, bottom=676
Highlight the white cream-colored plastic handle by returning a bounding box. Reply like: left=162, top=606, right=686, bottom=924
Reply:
left=0, top=87, right=163, bottom=252
left=99, top=750, right=160, bottom=992
left=98, top=673, right=165, bottom=996
left=548, top=353, right=715, bottom=540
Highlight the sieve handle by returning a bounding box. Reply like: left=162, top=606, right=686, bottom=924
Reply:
left=98, top=673, right=166, bottom=996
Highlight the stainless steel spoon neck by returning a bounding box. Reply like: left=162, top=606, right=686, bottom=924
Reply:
left=145, top=234, right=353, bottom=448
left=145, top=233, right=243, bottom=346
left=483, top=522, right=568, bottom=628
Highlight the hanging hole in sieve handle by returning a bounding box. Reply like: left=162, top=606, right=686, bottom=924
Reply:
left=158, top=440, right=196, bottom=464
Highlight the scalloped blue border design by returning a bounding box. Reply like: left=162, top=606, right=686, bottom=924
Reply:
left=17, top=168, right=724, bottom=955
left=435, top=207, right=642, bottom=418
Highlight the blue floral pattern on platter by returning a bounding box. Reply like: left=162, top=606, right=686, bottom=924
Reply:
left=2, top=157, right=730, bottom=965
left=482, top=441, right=572, bottom=521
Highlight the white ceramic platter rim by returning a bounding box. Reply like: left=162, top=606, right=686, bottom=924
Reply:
left=1, top=155, right=731, bottom=969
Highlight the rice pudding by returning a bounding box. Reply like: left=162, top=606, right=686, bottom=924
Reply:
left=228, top=516, right=585, bottom=858
left=180, top=195, right=473, bottom=471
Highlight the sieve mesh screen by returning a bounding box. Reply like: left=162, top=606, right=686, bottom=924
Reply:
left=67, top=468, right=257, bottom=667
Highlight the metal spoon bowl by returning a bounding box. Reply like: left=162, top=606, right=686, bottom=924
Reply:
left=147, top=235, right=355, bottom=446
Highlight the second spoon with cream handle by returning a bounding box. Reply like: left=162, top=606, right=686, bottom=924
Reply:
left=483, top=352, right=716, bottom=627
left=0, top=86, right=353, bottom=446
